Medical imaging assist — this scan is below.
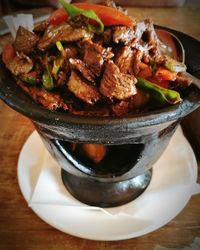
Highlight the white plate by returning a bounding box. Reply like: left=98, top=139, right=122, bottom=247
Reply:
left=17, top=127, right=200, bottom=241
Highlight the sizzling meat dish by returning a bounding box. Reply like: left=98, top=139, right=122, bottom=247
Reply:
left=2, top=0, right=191, bottom=117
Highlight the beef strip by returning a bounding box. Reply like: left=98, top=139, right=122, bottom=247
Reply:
left=38, top=23, right=93, bottom=51
left=114, top=46, right=133, bottom=74
left=132, top=49, right=144, bottom=75
left=102, top=28, right=113, bottom=46
left=111, top=101, right=129, bottom=116
left=83, top=39, right=114, bottom=77
left=33, top=21, right=48, bottom=34
left=14, top=26, right=39, bottom=53
left=57, top=71, right=67, bottom=87
left=7, top=52, right=33, bottom=76
left=175, top=72, right=193, bottom=87
left=111, top=90, right=150, bottom=115
left=17, top=81, right=68, bottom=111
left=133, top=21, right=147, bottom=42
left=113, top=20, right=162, bottom=61
left=64, top=46, right=78, bottom=59
left=113, top=26, right=136, bottom=45
left=82, top=39, right=104, bottom=77
left=145, top=19, right=162, bottom=57
left=69, top=58, right=95, bottom=83
left=129, top=90, right=150, bottom=110
left=100, top=60, right=137, bottom=100
left=93, top=28, right=113, bottom=47
left=67, top=71, right=101, bottom=104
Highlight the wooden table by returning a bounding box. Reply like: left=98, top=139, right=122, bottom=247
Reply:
left=0, top=6, right=200, bottom=250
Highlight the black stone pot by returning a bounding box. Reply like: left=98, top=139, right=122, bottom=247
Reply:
left=0, top=27, right=200, bottom=207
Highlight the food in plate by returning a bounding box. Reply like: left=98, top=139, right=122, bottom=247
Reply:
left=2, top=0, right=191, bottom=117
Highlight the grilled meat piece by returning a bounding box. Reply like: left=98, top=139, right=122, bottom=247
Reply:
left=132, top=49, right=144, bottom=75
left=18, top=81, right=68, bottom=111
left=38, top=23, right=93, bottom=51
left=103, top=28, right=113, bottom=45
left=111, top=90, right=150, bottom=115
left=64, top=46, right=78, bottom=59
left=57, top=71, right=67, bottom=87
left=114, top=46, right=133, bottom=74
left=69, top=58, right=95, bottom=83
left=145, top=19, right=162, bottom=56
left=67, top=71, right=101, bottom=104
left=83, top=39, right=114, bottom=77
left=175, top=72, right=193, bottom=87
left=111, top=100, right=129, bottom=116
left=6, top=52, right=33, bottom=76
left=100, top=61, right=137, bottom=100
left=133, top=21, right=147, bottom=41
left=113, top=26, right=135, bottom=45
left=15, top=26, right=39, bottom=53
left=129, top=90, right=150, bottom=110
left=83, top=39, right=104, bottom=77
left=33, top=21, right=48, bottom=34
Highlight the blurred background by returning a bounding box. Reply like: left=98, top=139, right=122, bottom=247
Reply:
left=0, top=0, right=200, bottom=15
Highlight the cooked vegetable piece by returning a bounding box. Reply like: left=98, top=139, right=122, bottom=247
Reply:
left=48, top=2, right=134, bottom=28
left=56, top=41, right=64, bottom=52
left=155, top=67, right=177, bottom=81
left=60, top=0, right=104, bottom=33
left=42, top=70, right=54, bottom=90
left=2, top=43, right=15, bottom=65
left=164, top=57, right=186, bottom=72
left=20, top=71, right=39, bottom=85
left=52, top=57, right=64, bottom=78
left=48, top=8, right=68, bottom=25
left=137, top=77, right=181, bottom=104
left=74, top=3, right=135, bottom=27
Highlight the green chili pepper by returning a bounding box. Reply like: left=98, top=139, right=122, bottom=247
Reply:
left=60, top=0, right=104, bottom=33
left=56, top=41, right=64, bottom=53
left=20, top=76, right=37, bottom=85
left=164, top=57, right=186, bottom=72
left=137, top=77, right=181, bottom=104
left=52, top=57, right=64, bottom=78
left=42, top=70, right=54, bottom=90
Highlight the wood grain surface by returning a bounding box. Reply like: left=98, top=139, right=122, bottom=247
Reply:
left=0, top=6, right=200, bottom=250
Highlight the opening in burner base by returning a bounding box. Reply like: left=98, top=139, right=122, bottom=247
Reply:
left=61, top=168, right=152, bottom=208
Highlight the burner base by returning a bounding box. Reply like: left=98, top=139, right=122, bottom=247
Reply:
left=61, top=169, right=152, bottom=208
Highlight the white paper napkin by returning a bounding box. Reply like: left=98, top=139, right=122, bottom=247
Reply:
left=29, top=127, right=200, bottom=216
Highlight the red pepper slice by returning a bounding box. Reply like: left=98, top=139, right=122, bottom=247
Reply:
left=148, top=76, right=170, bottom=89
left=48, top=8, right=68, bottom=25
left=48, top=3, right=135, bottom=27
left=2, top=43, right=15, bottom=65
left=75, top=3, right=134, bottom=27
left=155, top=67, right=177, bottom=81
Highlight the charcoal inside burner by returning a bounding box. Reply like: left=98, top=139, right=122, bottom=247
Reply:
left=53, top=139, right=145, bottom=177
